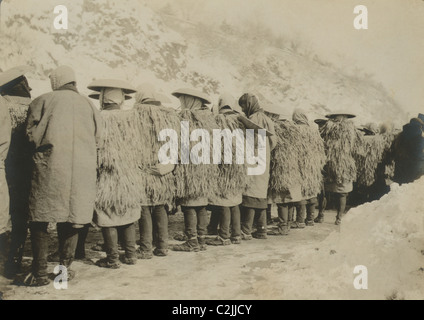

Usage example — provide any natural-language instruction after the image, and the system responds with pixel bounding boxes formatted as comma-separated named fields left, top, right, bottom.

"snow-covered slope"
left=0, top=0, right=405, bottom=124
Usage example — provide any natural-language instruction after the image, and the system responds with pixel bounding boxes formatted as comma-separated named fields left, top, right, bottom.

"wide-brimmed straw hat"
left=89, top=93, right=133, bottom=100
left=238, top=115, right=273, bottom=137
left=87, top=79, right=137, bottom=94
left=172, top=88, right=211, bottom=104
left=0, top=65, right=33, bottom=87
left=325, top=110, right=356, bottom=119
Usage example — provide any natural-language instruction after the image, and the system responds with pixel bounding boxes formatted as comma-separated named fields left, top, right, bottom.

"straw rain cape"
left=321, top=119, right=361, bottom=185
left=133, top=103, right=180, bottom=205
left=96, top=109, right=143, bottom=215
left=174, top=109, right=220, bottom=202
left=296, top=124, right=326, bottom=198
left=269, top=120, right=303, bottom=197
left=213, top=113, right=248, bottom=199
left=355, top=134, right=388, bottom=187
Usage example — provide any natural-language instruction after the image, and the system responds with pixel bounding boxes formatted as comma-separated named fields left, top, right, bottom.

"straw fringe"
left=133, top=103, right=180, bottom=205
left=355, top=131, right=397, bottom=187
left=269, top=120, right=303, bottom=197
left=296, top=124, right=326, bottom=198
left=96, top=109, right=145, bottom=214
left=321, top=120, right=360, bottom=185
left=213, top=113, right=248, bottom=198
left=174, top=109, right=220, bottom=200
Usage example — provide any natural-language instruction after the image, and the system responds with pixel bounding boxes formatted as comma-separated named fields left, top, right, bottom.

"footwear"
left=241, top=232, right=252, bottom=241
left=53, top=269, right=76, bottom=282
left=171, top=239, right=200, bottom=252
left=230, top=237, right=242, bottom=244
left=207, top=229, right=218, bottom=236
left=96, top=258, right=121, bottom=269
left=91, top=242, right=106, bottom=252
left=306, top=220, right=315, bottom=227
left=153, top=248, right=168, bottom=257
left=314, top=215, right=324, bottom=223
left=122, top=256, right=137, bottom=265
left=22, top=273, right=51, bottom=287
left=47, top=251, right=60, bottom=262
left=173, top=233, right=188, bottom=242
left=198, top=237, right=207, bottom=251
left=252, top=232, right=268, bottom=239
left=291, top=221, right=306, bottom=229
left=4, top=261, right=21, bottom=279
left=268, top=226, right=289, bottom=236
left=335, top=218, right=342, bottom=226
left=206, top=236, right=231, bottom=246
left=136, top=248, right=153, bottom=259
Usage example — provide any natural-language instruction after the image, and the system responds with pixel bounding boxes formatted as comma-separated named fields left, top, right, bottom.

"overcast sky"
left=148, top=0, right=424, bottom=118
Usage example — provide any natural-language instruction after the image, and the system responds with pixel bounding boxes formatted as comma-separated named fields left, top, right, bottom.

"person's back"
left=24, top=66, right=101, bottom=287
left=27, top=85, right=99, bottom=223
left=394, top=118, right=424, bottom=183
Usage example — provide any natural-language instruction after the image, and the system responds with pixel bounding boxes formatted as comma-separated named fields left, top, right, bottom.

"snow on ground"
left=1, top=178, right=423, bottom=300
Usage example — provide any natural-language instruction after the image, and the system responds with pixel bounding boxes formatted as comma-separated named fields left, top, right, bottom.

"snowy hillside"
left=0, top=0, right=405, bottom=124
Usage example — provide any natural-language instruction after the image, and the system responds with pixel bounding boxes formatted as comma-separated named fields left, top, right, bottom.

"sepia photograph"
left=0, top=0, right=423, bottom=304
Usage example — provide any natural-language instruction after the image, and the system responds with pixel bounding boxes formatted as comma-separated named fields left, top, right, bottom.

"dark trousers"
left=306, top=198, right=318, bottom=222
left=75, top=225, right=89, bottom=259
left=216, top=206, right=241, bottom=240
left=318, top=191, right=327, bottom=216
left=337, top=193, right=348, bottom=218
left=7, top=215, right=28, bottom=273
left=102, top=223, right=136, bottom=263
left=207, top=206, right=220, bottom=233
left=276, top=203, right=294, bottom=226
left=241, top=207, right=266, bottom=236
left=30, top=222, right=79, bottom=279
left=181, top=206, right=208, bottom=239
left=139, top=205, right=168, bottom=252
left=294, top=201, right=306, bottom=223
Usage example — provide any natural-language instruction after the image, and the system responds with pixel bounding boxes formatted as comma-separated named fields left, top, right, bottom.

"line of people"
left=1, top=65, right=422, bottom=287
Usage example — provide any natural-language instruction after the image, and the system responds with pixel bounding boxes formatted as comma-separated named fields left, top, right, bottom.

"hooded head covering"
left=100, top=87, right=125, bottom=109
left=238, top=93, right=262, bottom=118
left=379, top=121, right=394, bottom=134
left=135, top=83, right=160, bottom=105
left=292, top=108, right=309, bottom=125
left=179, top=94, right=204, bottom=111
left=49, top=66, right=76, bottom=91
left=0, top=75, right=32, bottom=98
left=218, top=92, right=236, bottom=113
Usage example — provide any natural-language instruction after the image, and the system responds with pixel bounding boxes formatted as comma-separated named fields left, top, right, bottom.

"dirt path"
left=0, top=210, right=340, bottom=300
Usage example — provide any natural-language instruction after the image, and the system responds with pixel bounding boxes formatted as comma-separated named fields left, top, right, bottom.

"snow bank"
left=270, top=178, right=424, bottom=300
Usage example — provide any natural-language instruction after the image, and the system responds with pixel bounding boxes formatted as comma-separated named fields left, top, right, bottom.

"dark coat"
left=3, top=95, right=32, bottom=220
left=394, top=120, right=424, bottom=184
left=26, top=85, right=101, bottom=224
left=0, top=96, right=12, bottom=234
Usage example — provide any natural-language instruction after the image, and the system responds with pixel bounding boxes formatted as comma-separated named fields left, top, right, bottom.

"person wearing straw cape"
left=133, top=83, right=180, bottom=258
left=171, top=88, right=219, bottom=252
left=238, top=93, right=277, bottom=240
left=89, top=79, right=140, bottom=268
left=24, top=66, right=101, bottom=286
left=0, top=66, right=33, bottom=277
left=267, top=111, right=303, bottom=236
left=319, top=111, right=360, bottom=226
left=314, top=118, right=329, bottom=224
left=206, top=92, right=247, bottom=246
left=291, top=109, right=326, bottom=228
